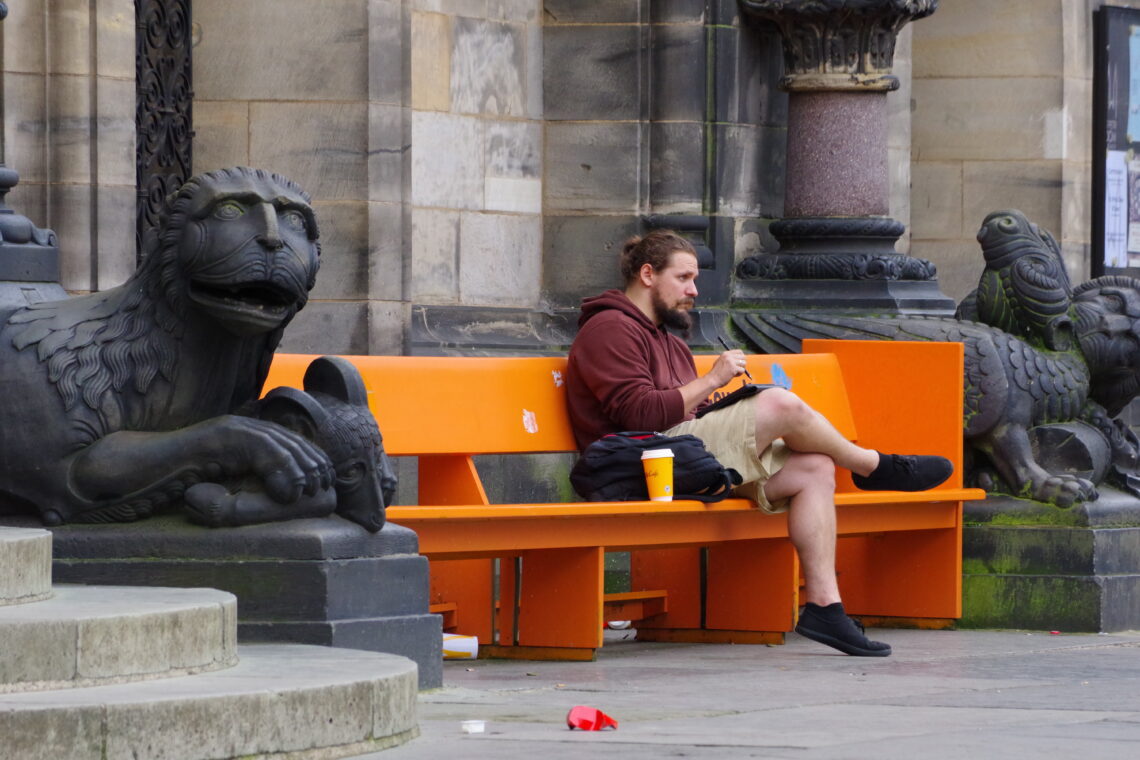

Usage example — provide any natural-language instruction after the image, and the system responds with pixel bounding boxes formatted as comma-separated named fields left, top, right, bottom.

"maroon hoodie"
left=566, top=289, right=702, bottom=450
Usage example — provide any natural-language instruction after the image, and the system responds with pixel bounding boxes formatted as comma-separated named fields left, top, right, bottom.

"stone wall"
left=542, top=0, right=787, bottom=308
left=910, top=0, right=1121, bottom=303
left=0, top=2, right=953, bottom=350
left=407, top=1, right=542, bottom=311
left=192, top=0, right=403, bottom=355
left=2, top=0, right=136, bottom=294
left=192, top=0, right=543, bottom=355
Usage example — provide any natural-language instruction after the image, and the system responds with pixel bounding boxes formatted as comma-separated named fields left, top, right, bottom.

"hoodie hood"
left=578, top=289, right=656, bottom=331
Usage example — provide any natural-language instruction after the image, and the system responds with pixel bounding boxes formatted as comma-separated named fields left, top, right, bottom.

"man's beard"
left=653, top=294, right=693, bottom=338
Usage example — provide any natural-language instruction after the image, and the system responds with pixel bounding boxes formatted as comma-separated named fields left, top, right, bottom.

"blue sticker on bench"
left=769, top=363, right=792, bottom=389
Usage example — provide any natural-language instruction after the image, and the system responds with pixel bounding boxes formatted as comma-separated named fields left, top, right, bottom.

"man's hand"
left=710, top=349, right=747, bottom=388
left=678, top=350, right=747, bottom=413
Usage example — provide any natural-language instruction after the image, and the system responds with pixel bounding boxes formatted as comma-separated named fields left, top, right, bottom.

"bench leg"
left=836, top=524, right=962, bottom=620
left=630, top=542, right=794, bottom=645
left=480, top=546, right=604, bottom=660
left=629, top=548, right=702, bottom=631
left=428, top=559, right=495, bottom=643
left=706, top=538, right=798, bottom=634
left=496, top=557, right=518, bottom=647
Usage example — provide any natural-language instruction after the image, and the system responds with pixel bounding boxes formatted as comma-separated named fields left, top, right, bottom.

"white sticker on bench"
left=522, top=409, right=539, bottom=434
left=552, top=369, right=564, bottom=387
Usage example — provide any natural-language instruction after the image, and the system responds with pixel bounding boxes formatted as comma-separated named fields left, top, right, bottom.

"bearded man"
left=565, top=229, right=954, bottom=657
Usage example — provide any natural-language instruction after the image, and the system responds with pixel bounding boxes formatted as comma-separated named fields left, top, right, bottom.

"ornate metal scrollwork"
left=135, top=0, right=193, bottom=264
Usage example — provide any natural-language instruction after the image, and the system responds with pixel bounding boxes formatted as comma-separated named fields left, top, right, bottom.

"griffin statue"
left=0, top=167, right=394, bottom=530
left=735, top=209, right=1140, bottom=507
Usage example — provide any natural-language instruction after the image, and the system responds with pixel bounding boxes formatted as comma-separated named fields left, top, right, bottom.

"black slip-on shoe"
left=795, top=603, right=892, bottom=657
left=852, top=453, right=953, bottom=492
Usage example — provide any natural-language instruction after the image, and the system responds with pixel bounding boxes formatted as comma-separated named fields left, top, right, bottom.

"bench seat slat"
left=390, top=500, right=966, bottom=560
left=387, top=487, right=982, bottom=521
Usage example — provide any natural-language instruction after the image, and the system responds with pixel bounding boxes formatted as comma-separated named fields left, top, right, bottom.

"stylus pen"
left=717, top=335, right=754, bottom=382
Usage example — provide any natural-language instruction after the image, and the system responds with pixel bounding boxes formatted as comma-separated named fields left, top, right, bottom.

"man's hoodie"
left=565, top=289, right=701, bottom=450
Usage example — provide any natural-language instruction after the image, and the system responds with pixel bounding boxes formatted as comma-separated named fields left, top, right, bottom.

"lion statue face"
left=157, top=167, right=322, bottom=337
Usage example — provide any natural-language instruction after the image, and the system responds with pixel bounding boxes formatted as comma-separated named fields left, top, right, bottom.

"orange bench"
left=266, top=339, right=984, bottom=660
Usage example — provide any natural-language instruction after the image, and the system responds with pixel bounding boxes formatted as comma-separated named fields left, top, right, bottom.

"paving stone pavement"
left=355, top=627, right=1140, bottom=759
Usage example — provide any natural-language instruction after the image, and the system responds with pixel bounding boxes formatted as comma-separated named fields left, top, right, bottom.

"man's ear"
left=638, top=262, right=656, bottom=288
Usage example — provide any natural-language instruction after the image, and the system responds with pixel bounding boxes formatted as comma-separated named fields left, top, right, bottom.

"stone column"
left=733, top=0, right=954, bottom=318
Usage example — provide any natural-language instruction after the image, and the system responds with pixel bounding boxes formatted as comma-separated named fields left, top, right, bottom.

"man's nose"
left=256, top=203, right=283, bottom=250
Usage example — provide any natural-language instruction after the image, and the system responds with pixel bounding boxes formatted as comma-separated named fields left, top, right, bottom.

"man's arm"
left=676, top=349, right=745, bottom=413
left=572, top=320, right=748, bottom=430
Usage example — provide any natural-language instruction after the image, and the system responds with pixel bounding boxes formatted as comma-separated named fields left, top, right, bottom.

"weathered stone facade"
left=0, top=1, right=1118, bottom=352
left=910, top=0, right=1131, bottom=303
left=1, top=0, right=136, bottom=293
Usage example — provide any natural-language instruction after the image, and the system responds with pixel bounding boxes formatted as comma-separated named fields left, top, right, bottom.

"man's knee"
left=754, top=387, right=814, bottom=428
left=783, top=452, right=836, bottom=491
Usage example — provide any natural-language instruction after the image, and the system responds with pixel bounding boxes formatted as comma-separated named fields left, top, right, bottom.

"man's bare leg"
left=763, top=450, right=893, bottom=657
left=762, top=452, right=839, bottom=605
left=752, top=388, right=878, bottom=475
left=751, top=389, right=953, bottom=492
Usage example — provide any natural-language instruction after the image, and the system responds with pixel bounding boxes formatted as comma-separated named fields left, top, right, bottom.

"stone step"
left=0, top=527, right=52, bottom=606
left=0, top=585, right=236, bottom=693
left=0, top=644, right=418, bottom=759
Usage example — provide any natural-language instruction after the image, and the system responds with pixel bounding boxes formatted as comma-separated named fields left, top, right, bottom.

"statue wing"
left=732, top=312, right=915, bottom=354
left=732, top=312, right=1026, bottom=436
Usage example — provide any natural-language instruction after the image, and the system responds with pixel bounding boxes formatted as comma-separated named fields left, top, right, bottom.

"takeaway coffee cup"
left=641, top=448, right=675, bottom=501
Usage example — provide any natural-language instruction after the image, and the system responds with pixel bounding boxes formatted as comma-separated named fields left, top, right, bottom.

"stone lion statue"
left=734, top=209, right=1140, bottom=508
left=0, top=166, right=393, bottom=530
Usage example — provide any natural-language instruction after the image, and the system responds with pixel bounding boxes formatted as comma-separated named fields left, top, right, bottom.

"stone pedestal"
left=734, top=0, right=955, bottom=318
left=962, top=488, right=1140, bottom=632
left=2, top=515, right=442, bottom=688
left=0, top=164, right=66, bottom=311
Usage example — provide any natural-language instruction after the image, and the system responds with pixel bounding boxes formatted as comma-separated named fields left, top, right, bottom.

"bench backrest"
left=264, top=352, right=857, bottom=456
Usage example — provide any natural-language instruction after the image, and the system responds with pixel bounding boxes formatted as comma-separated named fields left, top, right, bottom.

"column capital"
left=739, top=0, right=937, bottom=91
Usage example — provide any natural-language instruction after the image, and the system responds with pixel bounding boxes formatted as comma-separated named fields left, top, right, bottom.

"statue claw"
left=1030, top=475, right=1096, bottom=508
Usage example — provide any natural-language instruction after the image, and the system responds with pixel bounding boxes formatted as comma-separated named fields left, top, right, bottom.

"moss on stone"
left=960, top=574, right=1101, bottom=631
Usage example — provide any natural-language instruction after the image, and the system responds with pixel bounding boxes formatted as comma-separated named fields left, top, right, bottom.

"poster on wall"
left=1093, top=6, right=1140, bottom=275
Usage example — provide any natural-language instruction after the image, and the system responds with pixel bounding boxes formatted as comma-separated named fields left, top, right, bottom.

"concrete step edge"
left=0, top=585, right=237, bottom=692
left=0, top=643, right=419, bottom=760
left=0, top=527, right=52, bottom=605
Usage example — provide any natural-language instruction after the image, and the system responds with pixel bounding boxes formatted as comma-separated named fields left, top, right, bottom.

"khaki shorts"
left=666, top=396, right=791, bottom=513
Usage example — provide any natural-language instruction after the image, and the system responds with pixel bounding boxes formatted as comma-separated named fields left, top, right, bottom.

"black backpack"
left=570, top=431, right=742, bottom=503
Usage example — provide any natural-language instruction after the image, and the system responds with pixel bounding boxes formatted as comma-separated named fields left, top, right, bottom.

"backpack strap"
left=675, top=467, right=742, bottom=503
